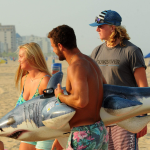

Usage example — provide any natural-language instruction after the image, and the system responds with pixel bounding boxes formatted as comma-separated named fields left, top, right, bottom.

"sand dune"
left=0, top=57, right=150, bottom=149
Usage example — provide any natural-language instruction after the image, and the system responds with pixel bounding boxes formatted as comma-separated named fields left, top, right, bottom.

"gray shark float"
left=0, top=71, right=150, bottom=148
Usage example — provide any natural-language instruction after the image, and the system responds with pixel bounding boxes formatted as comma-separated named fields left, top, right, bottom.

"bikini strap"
left=37, top=75, right=50, bottom=90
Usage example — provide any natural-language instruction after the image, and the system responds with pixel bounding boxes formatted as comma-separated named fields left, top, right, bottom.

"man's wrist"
left=57, top=93, right=63, bottom=103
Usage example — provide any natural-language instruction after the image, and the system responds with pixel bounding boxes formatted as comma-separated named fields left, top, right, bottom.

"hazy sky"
left=1, top=0, right=150, bottom=56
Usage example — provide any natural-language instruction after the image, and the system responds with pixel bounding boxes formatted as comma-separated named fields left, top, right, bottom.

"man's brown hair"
left=48, top=25, right=77, bottom=49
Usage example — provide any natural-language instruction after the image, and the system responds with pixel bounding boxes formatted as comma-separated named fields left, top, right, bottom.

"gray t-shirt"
left=91, top=40, right=146, bottom=87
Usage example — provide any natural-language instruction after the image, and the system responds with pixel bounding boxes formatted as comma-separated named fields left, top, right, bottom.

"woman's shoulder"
left=38, top=73, right=51, bottom=92
left=40, top=72, right=51, bottom=84
left=41, top=72, right=51, bottom=78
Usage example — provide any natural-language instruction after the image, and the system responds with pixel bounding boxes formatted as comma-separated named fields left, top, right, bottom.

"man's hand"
left=51, top=139, right=63, bottom=150
left=54, top=83, right=64, bottom=98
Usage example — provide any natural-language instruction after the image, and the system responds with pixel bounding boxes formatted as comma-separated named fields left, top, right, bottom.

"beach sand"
left=0, top=57, right=150, bottom=149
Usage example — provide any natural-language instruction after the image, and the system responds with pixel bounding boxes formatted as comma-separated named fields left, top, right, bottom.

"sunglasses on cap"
left=95, top=16, right=112, bottom=25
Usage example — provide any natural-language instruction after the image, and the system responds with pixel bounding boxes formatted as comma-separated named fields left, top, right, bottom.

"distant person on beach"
left=90, top=10, right=148, bottom=150
left=15, top=42, right=53, bottom=150
left=48, top=25, right=108, bottom=150
left=0, top=141, right=4, bottom=150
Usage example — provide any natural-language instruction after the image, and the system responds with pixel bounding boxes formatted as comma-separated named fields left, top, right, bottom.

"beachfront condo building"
left=0, top=23, right=16, bottom=53
left=21, top=35, right=51, bottom=54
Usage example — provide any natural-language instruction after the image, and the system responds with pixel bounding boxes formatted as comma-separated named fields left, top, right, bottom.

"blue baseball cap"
left=89, top=10, right=122, bottom=27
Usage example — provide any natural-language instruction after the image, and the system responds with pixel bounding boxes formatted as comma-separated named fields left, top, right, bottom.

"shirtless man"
left=48, top=25, right=108, bottom=150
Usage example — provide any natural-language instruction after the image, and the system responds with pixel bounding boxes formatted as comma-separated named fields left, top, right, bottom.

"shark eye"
left=7, top=117, right=15, bottom=125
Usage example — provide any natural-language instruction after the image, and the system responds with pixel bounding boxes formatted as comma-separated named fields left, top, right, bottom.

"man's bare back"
left=65, top=54, right=105, bottom=128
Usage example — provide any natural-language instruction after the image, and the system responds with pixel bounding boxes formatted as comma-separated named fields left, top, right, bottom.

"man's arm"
left=55, top=64, right=89, bottom=109
left=134, top=67, right=148, bottom=87
left=134, top=67, right=148, bottom=138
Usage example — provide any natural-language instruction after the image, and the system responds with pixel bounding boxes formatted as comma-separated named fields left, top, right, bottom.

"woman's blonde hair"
left=109, top=25, right=130, bottom=47
left=15, top=42, right=51, bottom=92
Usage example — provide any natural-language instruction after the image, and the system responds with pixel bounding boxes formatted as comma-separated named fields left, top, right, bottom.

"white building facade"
left=21, top=35, right=51, bottom=54
left=0, top=23, right=16, bottom=52
left=16, top=33, right=22, bottom=49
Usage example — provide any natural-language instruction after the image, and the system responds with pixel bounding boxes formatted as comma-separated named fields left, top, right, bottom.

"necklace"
left=70, top=52, right=80, bottom=64
left=30, top=72, right=41, bottom=82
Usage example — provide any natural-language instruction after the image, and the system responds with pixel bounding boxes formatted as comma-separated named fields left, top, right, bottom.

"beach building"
left=0, top=42, right=4, bottom=53
left=21, top=35, right=51, bottom=54
left=16, top=33, right=22, bottom=49
left=0, top=23, right=16, bottom=52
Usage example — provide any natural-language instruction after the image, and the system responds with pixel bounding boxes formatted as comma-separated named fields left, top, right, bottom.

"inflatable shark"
left=0, top=71, right=150, bottom=148
left=101, top=85, right=150, bottom=133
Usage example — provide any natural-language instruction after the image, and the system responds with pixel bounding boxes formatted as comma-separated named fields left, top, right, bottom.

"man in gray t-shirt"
left=91, top=40, right=146, bottom=87
left=90, top=10, right=148, bottom=150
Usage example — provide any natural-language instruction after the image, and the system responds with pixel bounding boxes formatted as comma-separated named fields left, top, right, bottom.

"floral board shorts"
left=66, top=120, right=108, bottom=150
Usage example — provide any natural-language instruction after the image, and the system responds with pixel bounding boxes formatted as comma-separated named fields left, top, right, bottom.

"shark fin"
left=42, top=112, right=75, bottom=130
left=46, top=72, right=63, bottom=89
left=42, top=103, right=76, bottom=129
left=117, top=115, right=150, bottom=133
left=103, top=96, right=142, bottom=116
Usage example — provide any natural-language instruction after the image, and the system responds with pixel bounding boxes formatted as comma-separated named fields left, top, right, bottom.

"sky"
left=0, top=0, right=150, bottom=56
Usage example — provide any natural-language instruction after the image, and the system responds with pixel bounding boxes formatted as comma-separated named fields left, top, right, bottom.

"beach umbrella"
left=144, top=53, right=150, bottom=58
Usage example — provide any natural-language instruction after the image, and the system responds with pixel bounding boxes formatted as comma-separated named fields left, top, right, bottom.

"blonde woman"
left=15, top=42, right=53, bottom=150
